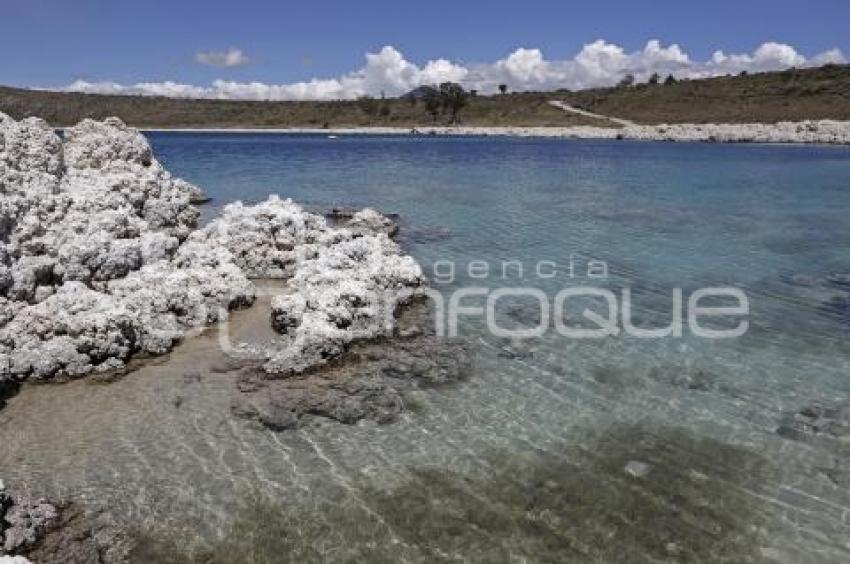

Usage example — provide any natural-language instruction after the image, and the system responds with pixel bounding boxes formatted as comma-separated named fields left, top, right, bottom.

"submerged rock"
left=778, top=402, right=850, bottom=441
left=132, top=425, right=776, bottom=563
left=232, top=304, right=473, bottom=430
left=0, top=481, right=58, bottom=555
left=342, top=208, right=400, bottom=237
left=0, top=480, right=110, bottom=563
left=325, top=207, right=400, bottom=237
left=624, top=460, right=652, bottom=478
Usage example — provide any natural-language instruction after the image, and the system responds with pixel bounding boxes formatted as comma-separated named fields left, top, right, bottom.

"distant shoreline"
left=136, top=126, right=613, bottom=135
left=132, top=122, right=850, bottom=145
left=8, top=65, right=850, bottom=135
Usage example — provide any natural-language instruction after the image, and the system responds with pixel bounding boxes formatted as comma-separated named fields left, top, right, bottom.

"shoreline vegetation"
left=1, top=64, right=848, bottom=135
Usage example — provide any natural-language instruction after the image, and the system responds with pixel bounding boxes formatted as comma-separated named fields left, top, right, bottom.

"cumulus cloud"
left=195, top=47, right=251, bottom=67
left=65, top=41, right=846, bottom=101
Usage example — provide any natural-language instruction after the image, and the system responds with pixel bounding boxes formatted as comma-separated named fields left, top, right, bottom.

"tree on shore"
left=617, top=74, right=635, bottom=88
left=356, top=95, right=379, bottom=116
left=648, top=72, right=660, bottom=85
left=439, top=82, right=469, bottom=124
left=664, top=74, right=677, bottom=85
left=422, top=87, right=442, bottom=123
left=498, top=84, right=508, bottom=95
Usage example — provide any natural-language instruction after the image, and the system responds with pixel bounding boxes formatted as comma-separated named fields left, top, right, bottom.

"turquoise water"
left=155, top=133, right=850, bottom=344
left=4, top=133, right=850, bottom=562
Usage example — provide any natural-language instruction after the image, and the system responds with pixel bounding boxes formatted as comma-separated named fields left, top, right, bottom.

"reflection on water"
left=2, top=135, right=850, bottom=561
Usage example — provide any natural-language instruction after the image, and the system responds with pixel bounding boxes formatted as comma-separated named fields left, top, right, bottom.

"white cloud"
left=804, top=48, right=846, bottom=67
left=64, top=41, right=847, bottom=101
left=195, top=47, right=251, bottom=68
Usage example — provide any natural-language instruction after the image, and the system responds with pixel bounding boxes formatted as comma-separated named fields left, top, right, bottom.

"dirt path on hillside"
left=547, top=100, right=634, bottom=127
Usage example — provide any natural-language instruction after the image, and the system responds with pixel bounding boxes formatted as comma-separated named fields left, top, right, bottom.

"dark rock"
left=209, top=356, right=260, bottom=374
left=18, top=503, right=105, bottom=564
left=782, top=273, right=818, bottom=287
left=497, top=338, right=535, bottom=360
left=504, top=302, right=544, bottom=327
left=182, top=371, right=202, bottom=384
left=648, top=366, right=716, bottom=392
left=822, top=296, right=850, bottom=323
left=400, top=227, right=452, bottom=245
left=240, top=378, right=403, bottom=431
left=235, top=372, right=265, bottom=393
left=826, top=274, right=850, bottom=291
left=1, top=485, right=58, bottom=554
left=324, top=207, right=400, bottom=238
left=592, top=366, right=629, bottom=392
left=0, top=380, right=20, bottom=410
left=778, top=402, right=850, bottom=441
left=368, top=337, right=472, bottom=386
left=232, top=328, right=472, bottom=430
left=673, top=369, right=716, bottom=391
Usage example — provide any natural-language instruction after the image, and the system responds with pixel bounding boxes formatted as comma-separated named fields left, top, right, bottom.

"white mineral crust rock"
left=0, top=113, right=425, bottom=385
left=0, top=113, right=256, bottom=383
left=0, top=478, right=58, bottom=556
left=245, top=120, right=850, bottom=144
left=192, top=196, right=427, bottom=375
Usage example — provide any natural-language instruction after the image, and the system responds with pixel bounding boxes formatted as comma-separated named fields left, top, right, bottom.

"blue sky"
left=4, top=0, right=848, bottom=97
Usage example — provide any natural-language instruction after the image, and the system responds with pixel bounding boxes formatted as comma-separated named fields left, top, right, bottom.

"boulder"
left=0, top=113, right=255, bottom=385
left=0, top=480, right=58, bottom=555
left=1, top=112, right=428, bottom=390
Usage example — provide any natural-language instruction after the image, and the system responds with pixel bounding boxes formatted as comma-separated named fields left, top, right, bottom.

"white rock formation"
left=345, top=207, right=399, bottom=237
left=265, top=227, right=425, bottom=375
left=616, top=120, right=850, bottom=144
left=190, top=196, right=327, bottom=279
left=192, top=197, right=426, bottom=375
left=1, top=113, right=426, bottom=386
left=0, top=479, right=56, bottom=556
left=266, top=119, right=850, bottom=144
left=0, top=113, right=254, bottom=383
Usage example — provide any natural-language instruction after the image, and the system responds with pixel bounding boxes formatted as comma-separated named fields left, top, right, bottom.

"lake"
left=3, top=133, right=850, bottom=562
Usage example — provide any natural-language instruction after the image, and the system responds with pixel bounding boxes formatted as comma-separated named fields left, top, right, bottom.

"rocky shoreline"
left=1, top=112, right=463, bottom=559
left=1, top=478, right=129, bottom=564
left=0, top=111, right=428, bottom=389
left=1, top=481, right=57, bottom=559
left=141, top=119, right=850, bottom=144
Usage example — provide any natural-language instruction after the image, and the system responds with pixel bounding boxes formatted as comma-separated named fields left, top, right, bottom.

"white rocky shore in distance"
left=150, top=119, right=850, bottom=144
left=0, top=112, right=425, bottom=389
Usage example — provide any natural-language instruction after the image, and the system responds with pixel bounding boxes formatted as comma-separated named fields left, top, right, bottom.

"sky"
left=3, top=0, right=849, bottom=99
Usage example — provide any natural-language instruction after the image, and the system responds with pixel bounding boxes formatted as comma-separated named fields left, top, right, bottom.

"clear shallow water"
left=3, top=134, right=850, bottom=562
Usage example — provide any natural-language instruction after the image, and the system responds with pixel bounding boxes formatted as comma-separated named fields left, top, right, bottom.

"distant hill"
left=2, top=64, right=849, bottom=128
left=562, top=64, right=850, bottom=124
left=401, top=85, right=438, bottom=100
left=0, top=87, right=607, bottom=128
